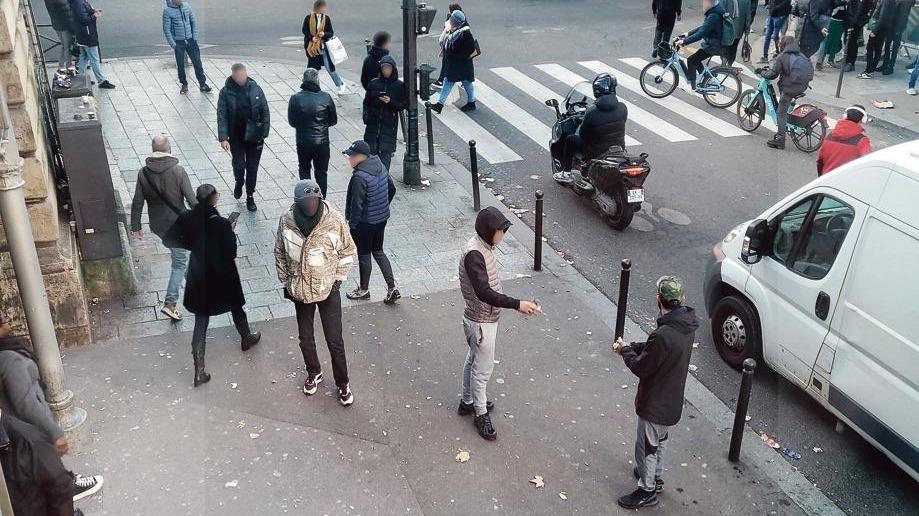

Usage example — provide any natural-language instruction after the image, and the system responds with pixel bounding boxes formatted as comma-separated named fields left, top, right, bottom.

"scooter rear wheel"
left=604, top=188, right=634, bottom=231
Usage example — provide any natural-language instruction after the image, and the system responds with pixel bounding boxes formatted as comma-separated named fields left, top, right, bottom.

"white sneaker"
left=553, top=171, right=575, bottom=184
left=338, top=83, right=350, bottom=95
left=73, top=474, right=104, bottom=501
left=338, top=384, right=354, bottom=406
left=908, top=88, right=918, bottom=96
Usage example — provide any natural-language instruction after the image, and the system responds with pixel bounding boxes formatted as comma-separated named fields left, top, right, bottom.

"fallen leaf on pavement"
left=455, top=450, right=470, bottom=463
left=813, top=447, right=823, bottom=453
left=530, top=475, right=545, bottom=488
left=225, top=480, right=238, bottom=488
left=559, top=492, right=568, bottom=500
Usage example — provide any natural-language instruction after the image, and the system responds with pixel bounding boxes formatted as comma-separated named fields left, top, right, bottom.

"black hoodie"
left=463, top=207, right=519, bottom=310
left=363, top=55, right=407, bottom=155
left=622, top=305, right=699, bottom=426
left=580, top=93, right=628, bottom=157
left=361, top=46, right=390, bottom=90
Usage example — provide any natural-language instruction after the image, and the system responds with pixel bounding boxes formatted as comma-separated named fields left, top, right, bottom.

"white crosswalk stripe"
left=473, top=80, right=552, bottom=150
left=491, top=66, right=564, bottom=103
left=606, top=59, right=754, bottom=136
left=536, top=63, right=696, bottom=143
left=432, top=105, right=523, bottom=164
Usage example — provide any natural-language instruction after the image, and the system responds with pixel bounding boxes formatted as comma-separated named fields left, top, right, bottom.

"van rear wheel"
left=711, top=295, right=762, bottom=370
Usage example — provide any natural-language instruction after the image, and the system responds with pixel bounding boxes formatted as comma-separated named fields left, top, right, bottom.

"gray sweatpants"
left=635, top=417, right=669, bottom=492
left=461, top=318, right=498, bottom=416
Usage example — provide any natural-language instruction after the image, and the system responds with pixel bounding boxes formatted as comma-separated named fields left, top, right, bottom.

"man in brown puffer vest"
left=457, top=207, right=540, bottom=441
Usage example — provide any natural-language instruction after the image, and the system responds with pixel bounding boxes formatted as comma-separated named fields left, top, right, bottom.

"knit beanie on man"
left=302, top=68, right=320, bottom=87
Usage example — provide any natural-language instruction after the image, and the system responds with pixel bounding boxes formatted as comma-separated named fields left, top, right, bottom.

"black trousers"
left=296, top=142, right=331, bottom=198
left=845, top=26, right=862, bottom=66
left=864, top=32, right=888, bottom=73
left=230, top=138, right=263, bottom=196
left=685, top=48, right=715, bottom=88
left=1, top=416, right=74, bottom=516
left=350, top=221, right=396, bottom=290
left=652, top=10, right=678, bottom=56
left=295, top=289, right=349, bottom=388
left=368, top=141, right=394, bottom=172
left=775, top=93, right=795, bottom=141
left=882, top=33, right=903, bottom=73
left=561, top=133, right=586, bottom=171
left=191, top=307, right=250, bottom=358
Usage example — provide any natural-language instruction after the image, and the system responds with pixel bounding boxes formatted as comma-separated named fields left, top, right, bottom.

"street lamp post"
left=401, top=0, right=422, bottom=185
left=0, top=86, right=87, bottom=443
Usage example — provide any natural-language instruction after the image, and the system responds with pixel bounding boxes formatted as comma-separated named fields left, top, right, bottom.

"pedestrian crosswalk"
left=427, top=57, right=802, bottom=165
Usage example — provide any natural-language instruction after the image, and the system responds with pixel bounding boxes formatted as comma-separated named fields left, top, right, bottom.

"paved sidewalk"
left=68, top=56, right=845, bottom=515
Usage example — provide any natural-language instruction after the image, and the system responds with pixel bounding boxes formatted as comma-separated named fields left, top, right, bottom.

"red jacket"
left=816, top=120, right=872, bottom=176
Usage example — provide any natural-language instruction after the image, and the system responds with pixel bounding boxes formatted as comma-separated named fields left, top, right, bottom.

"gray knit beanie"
left=294, top=179, right=323, bottom=201
left=302, top=68, right=320, bottom=87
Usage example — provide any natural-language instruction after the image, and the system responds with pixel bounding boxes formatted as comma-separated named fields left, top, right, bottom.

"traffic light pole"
left=401, top=0, right=422, bottom=185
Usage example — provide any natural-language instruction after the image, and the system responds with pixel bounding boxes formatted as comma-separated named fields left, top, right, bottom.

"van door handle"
left=815, top=292, right=831, bottom=321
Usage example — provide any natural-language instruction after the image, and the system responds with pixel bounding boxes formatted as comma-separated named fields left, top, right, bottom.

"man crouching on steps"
left=613, top=276, right=698, bottom=509
left=457, top=207, right=540, bottom=440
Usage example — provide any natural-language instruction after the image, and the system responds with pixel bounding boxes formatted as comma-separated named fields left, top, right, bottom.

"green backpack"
left=721, top=0, right=739, bottom=47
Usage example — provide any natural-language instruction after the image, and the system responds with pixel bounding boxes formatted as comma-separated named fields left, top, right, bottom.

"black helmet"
left=592, top=73, right=617, bottom=98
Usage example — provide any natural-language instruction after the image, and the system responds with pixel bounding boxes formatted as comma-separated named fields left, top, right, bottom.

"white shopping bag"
left=326, top=36, right=348, bottom=65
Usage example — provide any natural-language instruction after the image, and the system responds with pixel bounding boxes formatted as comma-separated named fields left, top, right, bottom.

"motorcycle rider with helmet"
left=554, top=73, right=628, bottom=184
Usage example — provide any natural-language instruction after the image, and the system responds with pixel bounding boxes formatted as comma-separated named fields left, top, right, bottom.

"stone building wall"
left=0, top=0, right=90, bottom=345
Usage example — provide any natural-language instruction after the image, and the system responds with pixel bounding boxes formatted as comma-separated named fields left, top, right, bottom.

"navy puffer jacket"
left=345, top=155, right=396, bottom=226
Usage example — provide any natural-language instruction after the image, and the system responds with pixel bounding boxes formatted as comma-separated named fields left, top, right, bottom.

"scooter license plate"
left=627, top=188, right=644, bottom=204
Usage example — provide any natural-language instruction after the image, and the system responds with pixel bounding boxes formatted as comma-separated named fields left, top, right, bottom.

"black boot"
left=246, top=196, right=257, bottom=212
left=192, top=346, right=210, bottom=387
left=766, top=136, right=785, bottom=150
left=241, top=332, right=261, bottom=351
left=233, top=312, right=261, bottom=351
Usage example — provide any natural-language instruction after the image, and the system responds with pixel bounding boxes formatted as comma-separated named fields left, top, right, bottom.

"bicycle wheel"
left=703, top=67, right=742, bottom=108
left=639, top=61, right=678, bottom=98
left=736, top=90, right=764, bottom=132
left=792, top=108, right=828, bottom=153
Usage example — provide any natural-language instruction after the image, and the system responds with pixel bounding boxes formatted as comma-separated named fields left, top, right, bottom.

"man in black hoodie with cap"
left=457, top=207, right=540, bottom=441
left=613, top=275, right=699, bottom=510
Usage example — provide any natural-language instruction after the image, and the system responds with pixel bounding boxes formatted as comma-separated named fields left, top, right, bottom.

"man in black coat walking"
left=363, top=56, right=406, bottom=171
left=361, top=31, right=391, bottom=91
left=69, top=0, right=114, bottom=88
left=217, top=63, right=270, bottom=212
left=288, top=68, right=338, bottom=198
left=613, top=276, right=698, bottom=510
left=164, top=184, right=261, bottom=387
left=651, top=0, right=682, bottom=58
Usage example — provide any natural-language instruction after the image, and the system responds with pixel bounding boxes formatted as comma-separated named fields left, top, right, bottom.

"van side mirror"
left=741, top=219, right=768, bottom=264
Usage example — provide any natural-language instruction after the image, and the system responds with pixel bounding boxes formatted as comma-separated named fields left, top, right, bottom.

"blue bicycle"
left=639, top=42, right=742, bottom=108
left=736, top=73, right=828, bottom=153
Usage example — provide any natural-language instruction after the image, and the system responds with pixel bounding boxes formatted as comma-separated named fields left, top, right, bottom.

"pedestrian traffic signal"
left=416, top=3, right=437, bottom=35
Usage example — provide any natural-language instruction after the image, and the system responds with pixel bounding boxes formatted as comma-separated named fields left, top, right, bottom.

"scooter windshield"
left=564, top=80, right=592, bottom=111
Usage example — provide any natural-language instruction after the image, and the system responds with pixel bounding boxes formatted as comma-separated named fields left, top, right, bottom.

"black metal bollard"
left=614, top=259, right=631, bottom=340
left=425, top=102, right=435, bottom=166
left=469, top=140, right=480, bottom=212
left=534, top=191, right=544, bottom=271
left=729, top=358, right=757, bottom=462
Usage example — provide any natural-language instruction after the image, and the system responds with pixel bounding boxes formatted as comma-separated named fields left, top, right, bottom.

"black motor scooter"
left=546, top=82, right=651, bottom=230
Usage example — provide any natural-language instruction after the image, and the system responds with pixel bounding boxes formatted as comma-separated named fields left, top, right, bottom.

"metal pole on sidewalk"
left=468, top=140, right=480, bottom=212
left=424, top=102, right=435, bottom=166
left=401, top=0, right=422, bottom=185
left=729, top=358, right=757, bottom=462
left=614, top=259, right=631, bottom=340
left=835, top=29, right=849, bottom=99
left=0, top=464, right=13, bottom=516
left=0, top=86, right=86, bottom=439
left=534, top=191, right=544, bottom=271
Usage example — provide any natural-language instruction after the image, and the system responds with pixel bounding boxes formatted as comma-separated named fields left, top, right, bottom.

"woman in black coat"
left=362, top=55, right=406, bottom=171
left=302, top=0, right=346, bottom=93
left=165, top=184, right=261, bottom=386
left=431, top=9, right=478, bottom=113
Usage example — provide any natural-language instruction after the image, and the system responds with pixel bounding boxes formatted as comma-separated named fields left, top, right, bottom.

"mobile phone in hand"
left=227, top=211, right=240, bottom=224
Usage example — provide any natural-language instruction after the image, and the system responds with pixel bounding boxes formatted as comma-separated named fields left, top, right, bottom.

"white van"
left=703, top=140, right=919, bottom=481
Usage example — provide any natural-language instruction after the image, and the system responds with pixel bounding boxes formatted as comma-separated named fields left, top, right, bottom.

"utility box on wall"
left=56, top=96, right=121, bottom=260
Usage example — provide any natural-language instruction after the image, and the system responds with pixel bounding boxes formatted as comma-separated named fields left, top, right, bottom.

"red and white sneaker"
left=338, top=385, right=354, bottom=406
left=302, top=372, right=323, bottom=396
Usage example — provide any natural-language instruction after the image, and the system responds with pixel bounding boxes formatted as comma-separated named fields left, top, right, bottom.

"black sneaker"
left=473, top=413, right=497, bottom=441
left=246, top=196, right=257, bottom=212
left=617, top=488, right=658, bottom=509
left=430, top=102, right=444, bottom=114
left=180, top=83, right=188, bottom=94
left=97, top=80, right=116, bottom=89
left=633, top=466, right=664, bottom=493
left=457, top=400, right=494, bottom=416
left=73, top=473, right=104, bottom=501
left=233, top=181, right=243, bottom=200
left=460, top=101, right=476, bottom=112
left=200, top=84, right=212, bottom=93
left=766, top=137, right=785, bottom=150
left=383, top=286, right=401, bottom=305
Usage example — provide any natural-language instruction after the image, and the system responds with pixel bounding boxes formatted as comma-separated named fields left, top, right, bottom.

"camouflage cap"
left=656, top=275, right=684, bottom=302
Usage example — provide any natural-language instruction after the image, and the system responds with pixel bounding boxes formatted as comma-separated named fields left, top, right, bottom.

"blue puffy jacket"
left=345, top=155, right=396, bottom=226
left=162, top=0, right=198, bottom=48
left=683, top=0, right=726, bottom=54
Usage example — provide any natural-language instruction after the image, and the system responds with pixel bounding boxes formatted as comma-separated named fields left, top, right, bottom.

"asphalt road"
left=34, top=1, right=917, bottom=514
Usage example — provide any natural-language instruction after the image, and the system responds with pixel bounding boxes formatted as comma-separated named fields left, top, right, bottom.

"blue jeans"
left=77, top=45, right=107, bottom=82
left=174, top=39, right=208, bottom=87
left=763, top=16, right=787, bottom=58
left=909, top=64, right=919, bottom=89
left=165, top=247, right=189, bottom=305
left=322, top=50, right=343, bottom=88
left=438, top=79, right=475, bottom=105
